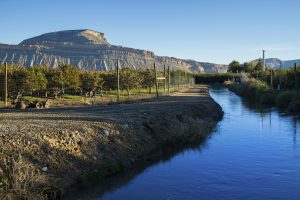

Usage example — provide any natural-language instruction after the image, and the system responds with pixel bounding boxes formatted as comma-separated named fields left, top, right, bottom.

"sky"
left=0, top=0, right=299, bottom=64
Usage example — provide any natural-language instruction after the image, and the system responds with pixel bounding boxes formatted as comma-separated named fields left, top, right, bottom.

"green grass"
left=1, top=84, right=190, bottom=108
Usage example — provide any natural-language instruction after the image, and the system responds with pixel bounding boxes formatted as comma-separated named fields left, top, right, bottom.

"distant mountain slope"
left=261, top=58, right=300, bottom=69
left=0, top=29, right=227, bottom=73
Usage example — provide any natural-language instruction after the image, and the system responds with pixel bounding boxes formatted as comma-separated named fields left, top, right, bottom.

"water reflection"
left=63, top=130, right=214, bottom=200
left=67, top=87, right=300, bottom=200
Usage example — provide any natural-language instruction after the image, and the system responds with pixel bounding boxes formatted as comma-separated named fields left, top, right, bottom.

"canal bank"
left=76, top=87, right=300, bottom=200
left=0, top=85, right=223, bottom=200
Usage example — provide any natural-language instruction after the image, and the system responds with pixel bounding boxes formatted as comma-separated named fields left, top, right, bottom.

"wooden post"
left=163, top=64, right=166, bottom=95
left=154, top=63, right=159, bottom=98
left=270, top=69, right=273, bottom=87
left=295, top=63, right=298, bottom=95
left=4, top=62, right=8, bottom=107
left=116, top=59, right=120, bottom=103
left=185, top=71, right=187, bottom=88
left=188, top=73, right=190, bottom=88
left=168, top=65, right=170, bottom=95
left=177, top=72, right=180, bottom=91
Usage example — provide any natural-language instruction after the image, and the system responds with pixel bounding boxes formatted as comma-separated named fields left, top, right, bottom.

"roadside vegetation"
left=197, top=60, right=300, bottom=113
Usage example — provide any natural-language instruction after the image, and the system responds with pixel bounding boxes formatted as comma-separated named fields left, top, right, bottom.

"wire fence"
left=0, top=62, right=195, bottom=109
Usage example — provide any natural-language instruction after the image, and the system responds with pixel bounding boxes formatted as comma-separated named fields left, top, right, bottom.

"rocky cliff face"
left=0, top=29, right=227, bottom=73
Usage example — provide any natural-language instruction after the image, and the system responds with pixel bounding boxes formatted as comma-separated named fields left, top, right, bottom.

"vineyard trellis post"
left=164, top=64, right=166, bottom=95
left=295, top=63, right=298, bottom=96
left=154, top=62, right=159, bottom=98
left=4, top=62, right=8, bottom=106
left=167, top=65, right=170, bottom=96
left=116, top=59, right=120, bottom=103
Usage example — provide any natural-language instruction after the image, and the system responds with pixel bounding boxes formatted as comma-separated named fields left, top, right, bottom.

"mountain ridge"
left=0, top=29, right=228, bottom=73
left=255, top=58, right=300, bottom=69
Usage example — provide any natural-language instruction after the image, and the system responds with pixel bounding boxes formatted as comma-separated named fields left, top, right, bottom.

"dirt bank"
left=0, top=85, right=223, bottom=200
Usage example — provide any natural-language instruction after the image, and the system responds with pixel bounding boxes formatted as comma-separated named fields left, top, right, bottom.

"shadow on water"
left=63, top=130, right=216, bottom=200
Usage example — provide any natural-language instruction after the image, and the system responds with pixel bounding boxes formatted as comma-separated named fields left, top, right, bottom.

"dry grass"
left=0, top=154, right=61, bottom=200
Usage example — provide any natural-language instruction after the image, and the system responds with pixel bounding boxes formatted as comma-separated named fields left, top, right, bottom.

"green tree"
left=120, top=68, right=142, bottom=96
left=26, top=66, right=48, bottom=96
left=100, top=71, right=117, bottom=94
left=60, top=64, right=80, bottom=91
left=228, top=60, right=242, bottom=73
left=141, top=69, right=156, bottom=93
left=255, top=60, right=264, bottom=71
left=80, top=71, right=104, bottom=96
left=42, top=66, right=63, bottom=98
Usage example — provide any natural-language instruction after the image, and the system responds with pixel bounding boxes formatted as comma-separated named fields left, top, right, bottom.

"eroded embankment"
left=0, top=85, right=223, bottom=200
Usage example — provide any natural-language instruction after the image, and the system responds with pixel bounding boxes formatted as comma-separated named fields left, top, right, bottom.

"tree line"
left=0, top=64, right=192, bottom=101
left=228, top=60, right=300, bottom=91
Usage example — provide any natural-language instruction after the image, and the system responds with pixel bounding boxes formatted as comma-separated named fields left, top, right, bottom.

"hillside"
left=260, top=58, right=300, bottom=69
left=0, top=29, right=227, bottom=73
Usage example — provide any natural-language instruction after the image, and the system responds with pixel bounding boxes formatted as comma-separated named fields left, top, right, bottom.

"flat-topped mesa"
left=19, top=29, right=110, bottom=46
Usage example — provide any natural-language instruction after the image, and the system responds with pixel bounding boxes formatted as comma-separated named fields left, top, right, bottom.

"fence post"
left=295, top=63, right=298, bottom=95
left=270, top=69, right=273, bottom=87
left=163, top=64, right=166, bottom=95
left=154, top=63, right=159, bottom=98
left=4, top=62, right=8, bottom=107
left=168, top=65, right=170, bottom=95
left=116, top=59, right=120, bottom=103
left=177, top=72, right=180, bottom=91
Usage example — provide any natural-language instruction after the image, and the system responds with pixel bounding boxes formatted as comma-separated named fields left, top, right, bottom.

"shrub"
left=275, top=91, right=297, bottom=109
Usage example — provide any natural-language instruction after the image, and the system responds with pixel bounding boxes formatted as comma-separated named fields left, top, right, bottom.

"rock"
left=41, top=167, right=48, bottom=172
left=103, top=129, right=110, bottom=136
left=15, top=101, right=28, bottom=109
left=92, top=156, right=97, bottom=161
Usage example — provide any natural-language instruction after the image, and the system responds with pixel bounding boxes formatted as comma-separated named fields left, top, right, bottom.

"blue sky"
left=0, top=0, right=299, bottom=64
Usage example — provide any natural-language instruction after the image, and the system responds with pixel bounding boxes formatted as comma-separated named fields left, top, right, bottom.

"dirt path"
left=0, top=85, right=223, bottom=200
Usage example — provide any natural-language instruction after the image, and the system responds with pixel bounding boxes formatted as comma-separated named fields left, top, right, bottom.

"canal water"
left=73, top=87, right=300, bottom=200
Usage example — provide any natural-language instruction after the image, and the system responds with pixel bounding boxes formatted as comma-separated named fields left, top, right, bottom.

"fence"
left=0, top=62, right=195, bottom=108
left=249, top=63, right=300, bottom=91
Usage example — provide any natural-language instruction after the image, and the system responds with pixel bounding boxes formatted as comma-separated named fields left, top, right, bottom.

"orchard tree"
left=60, top=64, right=80, bottom=91
left=100, top=71, right=117, bottom=94
left=26, top=66, right=48, bottom=96
left=80, top=71, right=104, bottom=96
left=141, top=69, right=155, bottom=93
left=42, top=66, right=62, bottom=98
left=120, top=68, right=142, bottom=96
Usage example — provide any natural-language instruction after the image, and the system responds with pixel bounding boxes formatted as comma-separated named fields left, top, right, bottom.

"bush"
left=259, top=91, right=277, bottom=105
left=275, top=91, right=297, bottom=109
left=195, top=73, right=239, bottom=84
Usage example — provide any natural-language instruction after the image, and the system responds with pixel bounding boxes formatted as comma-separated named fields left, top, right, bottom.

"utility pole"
left=154, top=62, right=159, bottom=98
left=4, top=62, right=8, bottom=107
left=116, top=59, right=120, bottom=103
